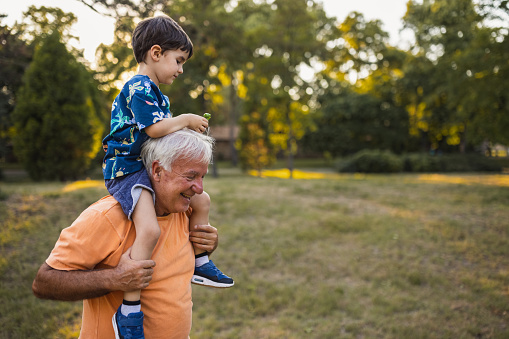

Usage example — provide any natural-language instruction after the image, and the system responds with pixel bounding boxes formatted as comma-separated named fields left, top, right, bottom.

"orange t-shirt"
left=46, top=195, right=194, bottom=339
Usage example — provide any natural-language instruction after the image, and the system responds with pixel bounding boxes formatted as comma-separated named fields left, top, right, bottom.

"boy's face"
left=154, top=48, right=189, bottom=86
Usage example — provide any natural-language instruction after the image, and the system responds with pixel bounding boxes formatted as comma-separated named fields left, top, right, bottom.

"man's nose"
left=192, top=179, right=203, bottom=194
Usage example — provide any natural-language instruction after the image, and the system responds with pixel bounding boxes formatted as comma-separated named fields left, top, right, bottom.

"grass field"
left=0, top=168, right=508, bottom=338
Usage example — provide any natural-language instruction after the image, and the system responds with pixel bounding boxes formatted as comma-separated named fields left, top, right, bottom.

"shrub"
left=336, top=150, right=403, bottom=173
left=403, top=153, right=442, bottom=172
left=404, top=153, right=508, bottom=173
left=337, top=151, right=509, bottom=173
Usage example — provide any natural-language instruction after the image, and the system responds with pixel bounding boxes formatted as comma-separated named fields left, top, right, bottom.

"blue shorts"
left=105, top=169, right=155, bottom=220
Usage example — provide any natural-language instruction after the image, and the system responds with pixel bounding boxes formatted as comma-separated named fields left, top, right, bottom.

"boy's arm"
left=145, top=114, right=209, bottom=138
left=32, top=248, right=155, bottom=301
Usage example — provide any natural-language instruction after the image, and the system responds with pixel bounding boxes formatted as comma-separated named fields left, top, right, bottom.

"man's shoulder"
left=85, top=196, right=127, bottom=222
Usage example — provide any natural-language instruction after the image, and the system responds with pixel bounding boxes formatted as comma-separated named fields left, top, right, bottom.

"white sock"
left=121, top=303, right=141, bottom=316
left=195, top=254, right=210, bottom=267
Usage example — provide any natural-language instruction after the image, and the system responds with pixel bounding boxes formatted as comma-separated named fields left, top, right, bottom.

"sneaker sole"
left=112, top=313, right=121, bottom=339
left=191, top=275, right=234, bottom=288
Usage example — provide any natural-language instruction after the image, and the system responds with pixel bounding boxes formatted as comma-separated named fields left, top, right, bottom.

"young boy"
left=102, top=15, right=233, bottom=339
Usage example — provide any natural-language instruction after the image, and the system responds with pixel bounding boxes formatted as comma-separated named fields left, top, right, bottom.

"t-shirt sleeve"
left=46, top=207, right=124, bottom=271
left=129, top=84, right=167, bottom=131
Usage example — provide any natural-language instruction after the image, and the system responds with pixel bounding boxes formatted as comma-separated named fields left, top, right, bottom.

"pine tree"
left=12, top=30, right=100, bottom=181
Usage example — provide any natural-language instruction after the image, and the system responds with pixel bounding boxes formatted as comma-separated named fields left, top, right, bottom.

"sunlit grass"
left=0, top=184, right=106, bottom=338
left=252, top=168, right=509, bottom=187
left=62, top=179, right=104, bottom=192
left=415, top=173, right=509, bottom=187
left=248, top=168, right=359, bottom=180
left=1, top=172, right=508, bottom=338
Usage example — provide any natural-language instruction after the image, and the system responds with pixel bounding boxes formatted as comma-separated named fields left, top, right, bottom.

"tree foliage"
left=0, top=16, right=33, bottom=161
left=237, top=111, right=275, bottom=175
left=401, top=0, right=509, bottom=151
left=306, top=0, right=509, bottom=157
left=4, top=0, right=509, bottom=179
left=11, top=30, right=103, bottom=180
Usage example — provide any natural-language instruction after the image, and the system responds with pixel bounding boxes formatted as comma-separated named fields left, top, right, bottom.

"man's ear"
left=152, top=161, right=163, bottom=182
left=149, top=45, right=163, bottom=61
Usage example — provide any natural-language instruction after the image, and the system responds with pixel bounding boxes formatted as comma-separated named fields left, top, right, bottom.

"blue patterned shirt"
left=102, top=75, right=171, bottom=179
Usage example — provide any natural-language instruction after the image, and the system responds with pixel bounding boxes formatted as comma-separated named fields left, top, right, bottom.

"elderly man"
left=32, top=129, right=220, bottom=338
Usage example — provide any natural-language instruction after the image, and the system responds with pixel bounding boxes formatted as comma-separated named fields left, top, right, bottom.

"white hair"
left=141, top=128, right=214, bottom=174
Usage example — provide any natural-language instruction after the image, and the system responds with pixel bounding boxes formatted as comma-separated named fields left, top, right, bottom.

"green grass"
left=1, top=172, right=508, bottom=338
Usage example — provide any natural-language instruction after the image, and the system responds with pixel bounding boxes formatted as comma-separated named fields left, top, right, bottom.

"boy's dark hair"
left=132, top=15, right=193, bottom=64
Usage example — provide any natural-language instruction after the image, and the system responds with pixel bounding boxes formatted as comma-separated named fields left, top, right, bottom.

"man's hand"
left=32, top=247, right=156, bottom=301
left=189, top=224, right=218, bottom=254
left=113, top=247, right=156, bottom=292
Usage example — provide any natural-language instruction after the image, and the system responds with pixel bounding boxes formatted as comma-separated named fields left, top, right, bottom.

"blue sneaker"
left=192, top=260, right=234, bottom=288
left=112, top=305, right=145, bottom=339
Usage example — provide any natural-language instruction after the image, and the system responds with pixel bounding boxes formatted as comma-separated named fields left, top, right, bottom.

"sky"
left=2, top=0, right=411, bottom=65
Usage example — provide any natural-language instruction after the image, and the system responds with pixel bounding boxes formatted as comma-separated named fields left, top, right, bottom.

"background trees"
left=2, top=0, right=508, bottom=178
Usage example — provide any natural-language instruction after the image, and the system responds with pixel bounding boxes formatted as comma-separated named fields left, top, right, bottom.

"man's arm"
left=32, top=248, right=155, bottom=301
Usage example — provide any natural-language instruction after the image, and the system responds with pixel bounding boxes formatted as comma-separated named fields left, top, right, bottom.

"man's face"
left=152, top=157, right=208, bottom=216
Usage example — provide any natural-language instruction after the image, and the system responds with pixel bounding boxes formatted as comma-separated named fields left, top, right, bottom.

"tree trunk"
left=459, top=122, right=467, bottom=154
left=286, top=103, right=294, bottom=179
left=201, top=90, right=218, bottom=177
left=229, top=73, right=238, bottom=167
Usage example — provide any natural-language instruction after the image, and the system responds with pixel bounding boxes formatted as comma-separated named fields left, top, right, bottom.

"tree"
left=305, top=12, right=413, bottom=156
left=15, top=5, right=79, bottom=47
left=12, top=30, right=102, bottom=180
left=402, top=0, right=509, bottom=152
left=0, top=15, right=33, bottom=161
left=237, top=111, right=275, bottom=175
left=303, top=87, right=409, bottom=156
left=244, top=0, right=333, bottom=177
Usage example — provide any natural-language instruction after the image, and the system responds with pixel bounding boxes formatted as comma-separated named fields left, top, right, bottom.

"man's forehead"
left=172, top=159, right=209, bottom=174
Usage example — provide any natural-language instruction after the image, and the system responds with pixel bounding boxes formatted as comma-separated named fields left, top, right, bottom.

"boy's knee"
left=191, top=191, right=210, bottom=210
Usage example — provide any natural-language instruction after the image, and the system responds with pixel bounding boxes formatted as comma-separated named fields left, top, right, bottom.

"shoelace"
left=207, top=262, right=225, bottom=278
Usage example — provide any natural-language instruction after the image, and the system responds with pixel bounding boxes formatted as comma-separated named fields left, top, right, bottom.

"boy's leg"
left=189, top=191, right=211, bottom=258
left=113, top=189, right=159, bottom=339
left=190, top=192, right=234, bottom=288
left=124, top=188, right=160, bottom=304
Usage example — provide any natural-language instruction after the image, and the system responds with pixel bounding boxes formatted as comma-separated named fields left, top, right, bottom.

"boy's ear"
left=149, top=45, right=163, bottom=61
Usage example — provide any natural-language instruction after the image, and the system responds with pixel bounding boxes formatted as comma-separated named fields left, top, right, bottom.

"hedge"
left=336, top=150, right=509, bottom=173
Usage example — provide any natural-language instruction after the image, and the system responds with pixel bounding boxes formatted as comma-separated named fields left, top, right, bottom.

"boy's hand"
left=183, top=114, right=208, bottom=133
